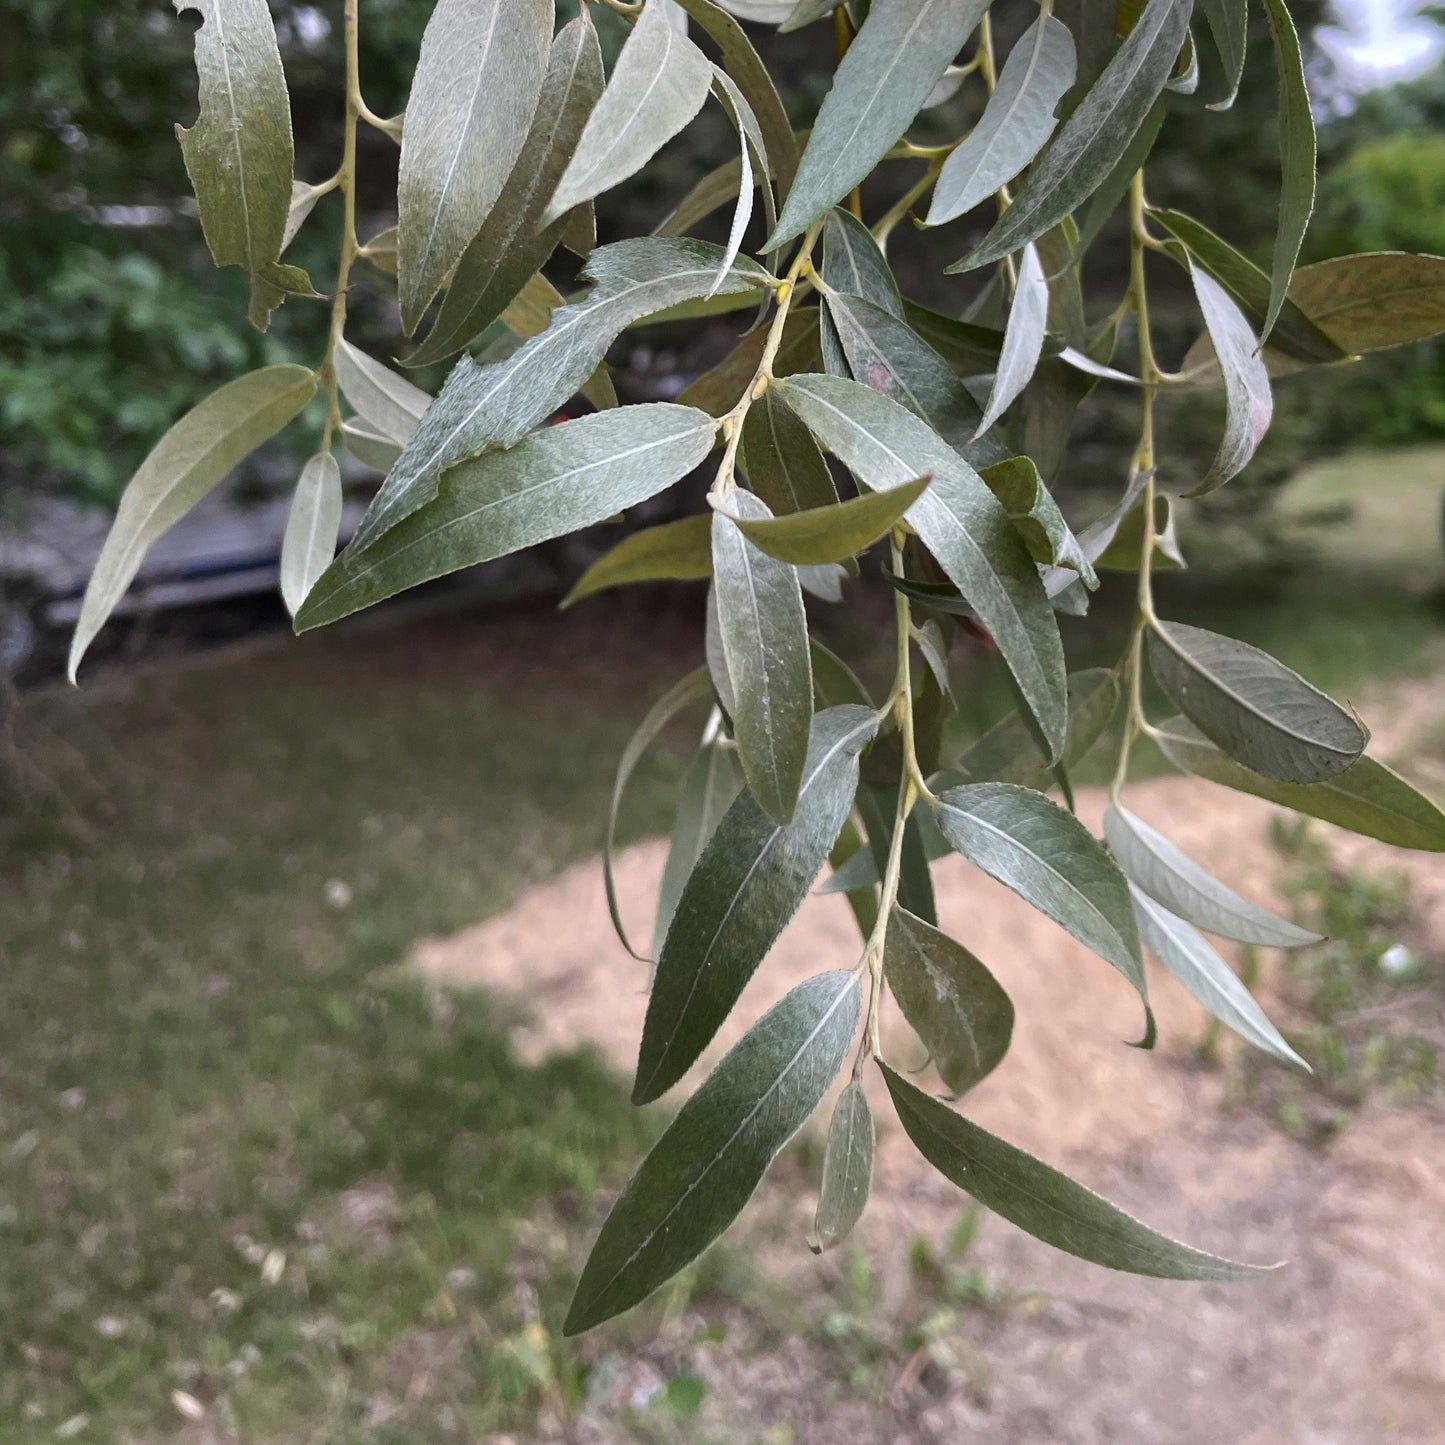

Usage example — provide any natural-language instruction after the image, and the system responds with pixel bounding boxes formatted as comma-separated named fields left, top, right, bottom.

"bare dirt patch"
left=415, top=777, right=1445, bottom=1444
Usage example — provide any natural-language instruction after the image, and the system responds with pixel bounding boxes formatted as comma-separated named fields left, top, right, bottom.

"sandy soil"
left=415, top=773, right=1445, bottom=1444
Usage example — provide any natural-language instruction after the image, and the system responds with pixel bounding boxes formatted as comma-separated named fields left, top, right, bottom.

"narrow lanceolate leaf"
left=1259, top=0, right=1316, bottom=343
left=280, top=453, right=343, bottom=617
left=1197, top=0, right=1247, bottom=109
left=334, top=340, right=431, bottom=447
left=674, top=0, right=799, bottom=194
left=654, top=741, right=739, bottom=961
left=70, top=365, right=316, bottom=679
left=885, top=906, right=1013, bottom=1097
left=296, top=405, right=717, bottom=632
left=981, top=456, right=1096, bottom=582
left=933, top=783, right=1151, bottom=1036
left=1130, top=887, right=1309, bottom=1070
left=638, top=705, right=878, bottom=1104
left=566, top=970, right=859, bottom=1334
left=544, top=0, right=713, bottom=224
left=821, top=209, right=903, bottom=318
left=958, top=0, right=1192, bottom=272
left=767, top=0, right=991, bottom=248
left=1149, top=210, right=1344, bottom=365
left=1105, top=804, right=1320, bottom=948
left=396, top=0, right=551, bottom=333
left=1155, top=717, right=1445, bottom=853
left=563, top=514, right=713, bottom=607
left=1185, top=262, right=1273, bottom=495
left=1288, top=252, right=1445, bottom=354
left=812, top=1078, right=874, bottom=1252
left=1147, top=621, right=1367, bottom=785
left=776, top=374, right=1066, bottom=759
left=708, top=69, right=761, bottom=298
left=976, top=245, right=1050, bottom=438
left=355, top=240, right=768, bottom=551
left=711, top=493, right=814, bottom=823
left=822, top=296, right=999, bottom=461
left=926, top=15, right=1075, bottom=226
left=174, top=0, right=295, bottom=329
left=740, top=388, right=840, bottom=514
left=881, top=1064, right=1272, bottom=1280
left=406, top=12, right=605, bottom=366
left=857, top=783, right=937, bottom=925
left=714, top=475, right=930, bottom=565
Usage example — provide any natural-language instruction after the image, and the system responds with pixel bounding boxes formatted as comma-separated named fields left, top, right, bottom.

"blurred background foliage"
left=2, top=0, right=1442, bottom=521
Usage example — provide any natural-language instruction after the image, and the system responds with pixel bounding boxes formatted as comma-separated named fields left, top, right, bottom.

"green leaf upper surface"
left=567, top=970, right=860, bottom=1334
left=654, top=741, right=740, bottom=962
left=406, top=12, right=605, bottom=367
left=174, top=0, right=296, bottom=329
left=280, top=453, right=343, bottom=618
left=857, top=783, right=937, bottom=925
left=1129, top=885, right=1309, bottom=1069
left=637, top=705, right=878, bottom=1104
left=821, top=208, right=904, bottom=317
left=711, top=492, right=814, bottom=823
left=812, top=1078, right=874, bottom=1252
left=1147, top=621, right=1367, bottom=784
left=927, top=14, right=1076, bottom=226
left=715, top=473, right=930, bottom=565
left=296, top=404, right=718, bottom=631
left=739, top=387, right=841, bottom=514
left=334, top=340, right=431, bottom=447
left=70, top=365, right=316, bottom=679
left=880, top=1064, right=1271, bottom=1280
left=976, top=243, right=1051, bottom=438
left=354, top=239, right=768, bottom=551
left=959, top=0, right=1191, bottom=272
left=767, top=0, right=991, bottom=248
left=396, top=0, right=551, bottom=333
left=563, top=514, right=713, bottom=607
left=1184, top=261, right=1274, bottom=495
left=1150, top=211, right=1343, bottom=366
left=822, top=294, right=1000, bottom=461
left=544, top=0, right=714, bottom=224
left=885, top=906, right=1013, bottom=1096
left=776, top=374, right=1067, bottom=758
left=933, top=783, right=1151, bottom=1035
left=1288, top=252, right=1445, bottom=354
left=980, top=456, right=1097, bottom=583
left=1259, top=0, right=1317, bottom=344
left=1153, top=717, right=1445, bottom=853
left=1105, top=804, right=1320, bottom=948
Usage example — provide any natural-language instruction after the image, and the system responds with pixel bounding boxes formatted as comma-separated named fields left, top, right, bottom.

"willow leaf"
left=174, top=0, right=296, bottom=329
left=739, top=387, right=840, bottom=513
left=406, top=12, right=605, bottom=366
left=544, top=0, right=713, bottom=223
left=334, top=340, right=430, bottom=447
left=927, top=15, right=1075, bottom=226
left=958, top=0, right=1191, bottom=272
left=564, top=514, right=713, bottom=607
left=638, top=706, right=878, bottom=1103
left=567, top=971, right=859, bottom=1334
left=296, top=405, right=718, bottom=631
left=654, top=741, right=739, bottom=961
left=882, top=1065, right=1272, bottom=1280
left=1288, top=252, right=1445, bottom=354
left=396, top=0, right=551, bottom=332
left=280, top=453, right=343, bottom=618
left=976, top=244, right=1050, bottom=438
left=711, top=492, right=814, bottom=823
left=1147, top=621, right=1367, bottom=784
left=70, top=365, right=316, bottom=679
left=768, top=0, right=991, bottom=247
left=812, top=1078, right=874, bottom=1252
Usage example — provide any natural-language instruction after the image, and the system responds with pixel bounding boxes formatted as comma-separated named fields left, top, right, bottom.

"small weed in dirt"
left=1225, top=821, right=1443, bottom=1142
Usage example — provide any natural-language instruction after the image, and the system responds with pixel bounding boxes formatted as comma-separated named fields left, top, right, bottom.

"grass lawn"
left=1, top=447, right=1441, bottom=1441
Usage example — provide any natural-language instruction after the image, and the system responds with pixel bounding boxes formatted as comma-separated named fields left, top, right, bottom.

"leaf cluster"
left=67, top=0, right=1445, bottom=1335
